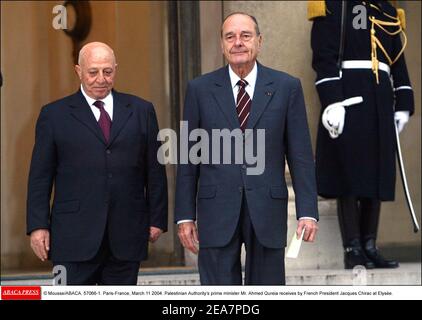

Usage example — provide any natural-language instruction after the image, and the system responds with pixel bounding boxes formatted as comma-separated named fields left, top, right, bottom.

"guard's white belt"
left=342, top=60, right=390, bottom=75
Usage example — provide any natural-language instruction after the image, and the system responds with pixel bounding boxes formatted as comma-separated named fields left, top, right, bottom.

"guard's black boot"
left=363, top=238, right=399, bottom=268
left=344, top=239, right=375, bottom=269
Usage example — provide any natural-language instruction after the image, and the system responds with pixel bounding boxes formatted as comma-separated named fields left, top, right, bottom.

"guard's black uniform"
left=310, top=0, right=414, bottom=268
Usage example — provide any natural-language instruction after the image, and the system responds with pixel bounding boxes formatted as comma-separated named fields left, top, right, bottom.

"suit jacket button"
left=238, top=187, right=243, bottom=193
left=108, top=173, right=113, bottom=178
left=106, top=149, right=111, bottom=154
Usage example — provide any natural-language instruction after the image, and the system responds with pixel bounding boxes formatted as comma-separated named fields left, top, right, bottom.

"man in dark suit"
left=175, top=13, right=319, bottom=285
left=27, top=42, right=168, bottom=285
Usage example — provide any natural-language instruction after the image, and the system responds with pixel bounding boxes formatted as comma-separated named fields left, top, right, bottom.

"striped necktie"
left=236, top=79, right=251, bottom=131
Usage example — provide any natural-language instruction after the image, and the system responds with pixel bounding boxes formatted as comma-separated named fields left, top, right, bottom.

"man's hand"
left=30, top=229, right=50, bottom=261
left=296, top=219, right=318, bottom=242
left=178, top=222, right=199, bottom=255
left=149, top=226, right=163, bottom=243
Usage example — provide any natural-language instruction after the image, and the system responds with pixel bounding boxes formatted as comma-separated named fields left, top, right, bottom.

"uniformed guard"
left=309, top=0, right=414, bottom=269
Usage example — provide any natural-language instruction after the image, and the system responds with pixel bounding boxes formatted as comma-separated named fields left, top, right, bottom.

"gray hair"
left=221, top=12, right=261, bottom=37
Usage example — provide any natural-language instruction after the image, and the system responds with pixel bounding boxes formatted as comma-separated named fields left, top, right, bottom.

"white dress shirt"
left=228, top=62, right=258, bottom=103
left=80, top=85, right=114, bottom=121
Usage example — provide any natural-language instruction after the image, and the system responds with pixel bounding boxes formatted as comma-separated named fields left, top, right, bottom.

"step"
left=1, top=263, right=420, bottom=286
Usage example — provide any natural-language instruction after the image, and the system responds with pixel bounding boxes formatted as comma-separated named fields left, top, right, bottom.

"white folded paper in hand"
left=286, top=228, right=306, bottom=259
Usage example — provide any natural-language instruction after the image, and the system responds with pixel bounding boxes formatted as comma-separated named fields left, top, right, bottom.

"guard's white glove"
left=394, top=111, right=410, bottom=133
left=322, top=103, right=345, bottom=139
left=321, top=96, right=363, bottom=139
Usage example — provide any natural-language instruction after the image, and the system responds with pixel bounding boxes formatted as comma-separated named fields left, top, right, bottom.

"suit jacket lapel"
left=69, top=90, right=133, bottom=146
left=108, top=90, right=133, bottom=146
left=212, top=66, right=240, bottom=130
left=69, top=90, right=107, bottom=145
left=245, top=63, right=275, bottom=132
